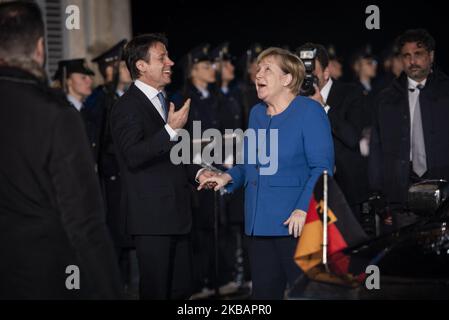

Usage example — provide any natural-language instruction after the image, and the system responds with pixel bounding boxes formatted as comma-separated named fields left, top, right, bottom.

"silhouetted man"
left=0, top=1, right=122, bottom=299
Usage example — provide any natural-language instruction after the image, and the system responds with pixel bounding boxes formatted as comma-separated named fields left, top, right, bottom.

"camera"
left=298, top=48, right=319, bottom=96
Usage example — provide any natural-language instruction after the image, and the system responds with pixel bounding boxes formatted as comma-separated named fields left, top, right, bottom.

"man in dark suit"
left=296, top=43, right=369, bottom=220
left=369, top=29, right=449, bottom=228
left=0, top=1, right=122, bottom=299
left=111, top=34, right=213, bottom=299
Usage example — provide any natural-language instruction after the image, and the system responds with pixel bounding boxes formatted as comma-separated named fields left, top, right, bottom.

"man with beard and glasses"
left=369, top=29, right=449, bottom=229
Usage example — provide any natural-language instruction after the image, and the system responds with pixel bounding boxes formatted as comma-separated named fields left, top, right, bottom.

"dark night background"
left=131, top=0, right=449, bottom=91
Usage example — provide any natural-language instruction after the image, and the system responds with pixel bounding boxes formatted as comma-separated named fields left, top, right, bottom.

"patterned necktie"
left=157, top=92, right=168, bottom=121
left=411, top=84, right=427, bottom=177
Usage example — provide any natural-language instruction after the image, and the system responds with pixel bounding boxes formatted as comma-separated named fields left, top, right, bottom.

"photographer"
left=296, top=43, right=369, bottom=220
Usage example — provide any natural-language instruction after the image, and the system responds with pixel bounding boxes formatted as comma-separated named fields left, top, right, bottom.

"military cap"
left=53, top=58, right=94, bottom=81
left=179, top=43, right=211, bottom=76
left=91, top=39, right=127, bottom=65
left=186, top=43, right=211, bottom=64
left=210, top=42, right=232, bottom=62
left=245, top=43, right=263, bottom=64
left=353, top=44, right=375, bottom=60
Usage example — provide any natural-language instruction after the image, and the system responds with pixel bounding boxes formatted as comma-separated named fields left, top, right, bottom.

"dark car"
left=289, top=180, right=449, bottom=299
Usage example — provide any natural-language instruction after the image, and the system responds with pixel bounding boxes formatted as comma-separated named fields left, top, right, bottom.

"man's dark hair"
left=124, top=33, right=168, bottom=80
left=296, top=42, right=329, bottom=70
left=395, top=29, right=436, bottom=53
left=0, top=1, right=44, bottom=58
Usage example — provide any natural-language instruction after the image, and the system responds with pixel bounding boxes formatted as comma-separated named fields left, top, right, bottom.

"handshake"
left=197, top=170, right=233, bottom=191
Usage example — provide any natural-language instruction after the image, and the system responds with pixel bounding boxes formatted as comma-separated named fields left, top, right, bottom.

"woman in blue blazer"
left=199, top=47, right=334, bottom=299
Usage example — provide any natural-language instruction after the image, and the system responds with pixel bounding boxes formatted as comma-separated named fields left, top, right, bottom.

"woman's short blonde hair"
left=256, top=47, right=305, bottom=95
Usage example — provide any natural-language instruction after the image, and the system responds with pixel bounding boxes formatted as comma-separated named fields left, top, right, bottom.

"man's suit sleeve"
left=111, top=97, right=176, bottom=169
left=48, top=108, right=122, bottom=299
left=327, top=86, right=365, bottom=150
left=296, top=102, right=335, bottom=212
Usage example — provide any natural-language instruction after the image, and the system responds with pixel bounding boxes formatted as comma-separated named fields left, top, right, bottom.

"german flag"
left=294, top=173, right=368, bottom=283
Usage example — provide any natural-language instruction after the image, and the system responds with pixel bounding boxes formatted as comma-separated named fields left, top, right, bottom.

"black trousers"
left=247, top=236, right=302, bottom=300
left=134, top=234, right=193, bottom=300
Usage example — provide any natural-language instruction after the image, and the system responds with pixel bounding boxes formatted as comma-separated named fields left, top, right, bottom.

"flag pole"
left=323, top=170, right=329, bottom=272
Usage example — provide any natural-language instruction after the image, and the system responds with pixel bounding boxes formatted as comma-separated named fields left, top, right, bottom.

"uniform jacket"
left=327, top=80, right=370, bottom=205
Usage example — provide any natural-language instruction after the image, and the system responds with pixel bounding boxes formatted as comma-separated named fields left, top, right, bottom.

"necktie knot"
left=157, top=92, right=168, bottom=121
left=409, top=84, right=424, bottom=92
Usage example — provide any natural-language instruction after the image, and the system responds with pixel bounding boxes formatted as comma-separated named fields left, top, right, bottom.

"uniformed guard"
left=377, top=43, right=403, bottom=91
left=327, top=44, right=343, bottom=80
left=350, top=45, right=381, bottom=144
left=176, top=44, right=221, bottom=132
left=350, top=44, right=379, bottom=98
left=174, top=44, right=225, bottom=297
left=53, top=59, right=98, bottom=160
left=237, top=43, right=262, bottom=129
left=210, top=42, right=243, bottom=131
left=210, top=43, right=248, bottom=295
left=89, top=39, right=136, bottom=294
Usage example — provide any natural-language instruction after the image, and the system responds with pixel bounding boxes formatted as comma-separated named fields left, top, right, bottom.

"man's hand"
left=283, top=209, right=307, bottom=238
left=197, top=170, right=217, bottom=189
left=310, top=84, right=325, bottom=106
left=197, top=173, right=233, bottom=191
left=167, top=98, right=191, bottom=130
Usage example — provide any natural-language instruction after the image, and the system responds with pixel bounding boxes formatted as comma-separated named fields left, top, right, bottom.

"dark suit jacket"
left=327, top=80, right=370, bottom=205
left=369, top=70, right=449, bottom=206
left=0, top=66, right=122, bottom=299
left=111, top=83, right=199, bottom=235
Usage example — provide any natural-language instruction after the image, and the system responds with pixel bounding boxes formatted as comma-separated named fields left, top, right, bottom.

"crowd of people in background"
left=2, top=1, right=449, bottom=300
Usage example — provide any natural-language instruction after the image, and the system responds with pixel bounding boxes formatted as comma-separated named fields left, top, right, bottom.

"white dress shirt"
left=197, top=86, right=210, bottom=99
left=360, top=79, right=372, bottom=92
left=116, top=89, right=125, bottom=97
left=408, top=77, right=427, bottom=160
left=66, top=94, right=83, bottom=112
left=134, top=81, right=206, bottom=181
left=134, top=80, right=177, bottom=141
left=320, top=78, right=333, bottom=114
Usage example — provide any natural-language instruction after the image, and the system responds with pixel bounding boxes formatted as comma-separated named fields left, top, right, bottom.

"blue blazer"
left=226, top=96, right=334, bottom=236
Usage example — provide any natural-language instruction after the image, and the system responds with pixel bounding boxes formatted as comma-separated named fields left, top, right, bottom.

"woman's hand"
left=283, top=209, right=307, bottom=238
left=197, top=173, right=233, bottom=191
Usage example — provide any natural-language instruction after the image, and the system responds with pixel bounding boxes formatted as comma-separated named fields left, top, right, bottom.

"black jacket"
left=218, top=85, right=244, bottom=131
left=369, top=70, right=449, bottom=206
left=0, top=66, right=122, bottom=299
left=111, top=83, right=200, bottom=235
left=327, top=80, right=369, bottom=206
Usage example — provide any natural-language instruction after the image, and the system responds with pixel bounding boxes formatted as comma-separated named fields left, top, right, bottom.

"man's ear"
left=136, top=59, right=147, bottom=74
left=33, top=37, right=45, bottom=67
left=430, top=50, right=435, bottom=64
